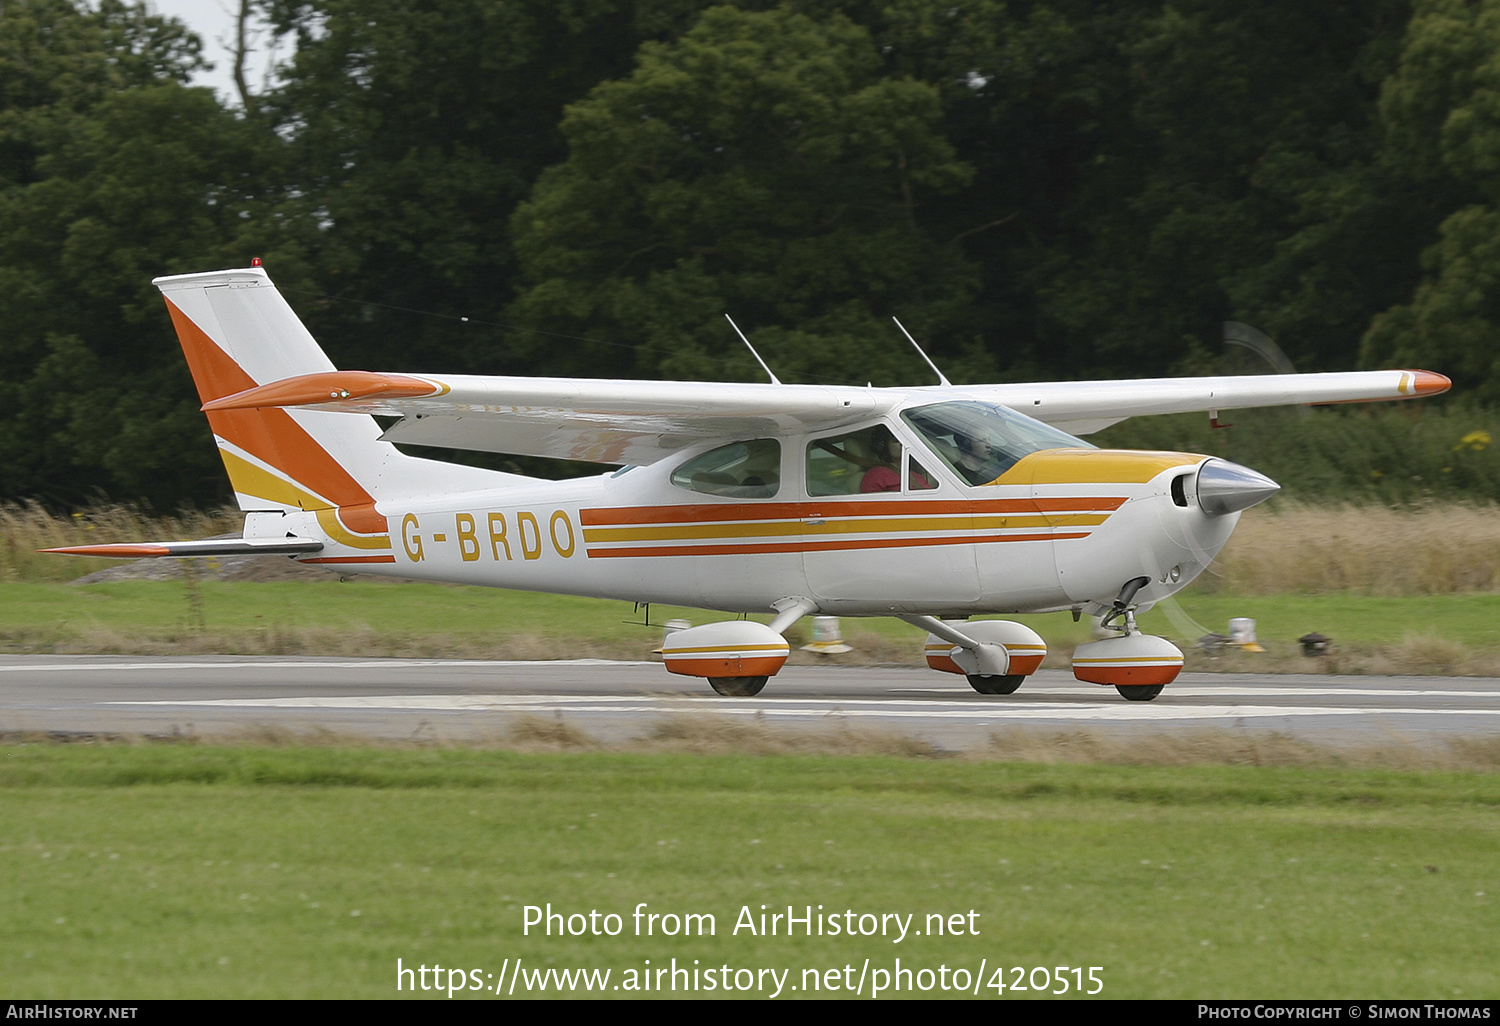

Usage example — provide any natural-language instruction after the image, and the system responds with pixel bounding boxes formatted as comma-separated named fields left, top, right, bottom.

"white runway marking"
left=0, top=658, right=654, bottom=673
left=112, top=693, right=1500, bottom=721
left=892, top=686, right=1499, bottom=699
left=9, top=658, right=1496, bottom=698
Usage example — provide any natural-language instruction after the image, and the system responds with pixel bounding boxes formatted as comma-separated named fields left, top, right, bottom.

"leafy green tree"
left=510, top=5, right=981, bottom=386
left=0, top=1, right=273, bottom=507
left=1363, top=0, right=1500, bottom=396
left=255, top=0, right=712, bottom=376
left=508, top=1, right=1416, bottom=384
left=991, top=0, right=1413, bottom=377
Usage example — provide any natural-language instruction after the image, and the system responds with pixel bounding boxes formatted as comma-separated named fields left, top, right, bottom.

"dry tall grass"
left=0, top=503, right=242, bottom=584
left=1205, top=503, right=1500, bottom=595
left=25, top=718, right=1496, bottom=771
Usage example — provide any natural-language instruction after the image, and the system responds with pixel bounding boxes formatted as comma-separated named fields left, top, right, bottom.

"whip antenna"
left=893, top=317, right=951, bottom=386
left=725, top=315, right=781, bottom=385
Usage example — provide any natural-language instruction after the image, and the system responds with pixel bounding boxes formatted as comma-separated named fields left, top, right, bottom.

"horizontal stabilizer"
left=41, top=538, right=324, bottom=559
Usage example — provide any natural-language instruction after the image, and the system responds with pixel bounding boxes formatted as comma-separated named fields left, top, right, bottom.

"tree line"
left=2, top=0, right=1497, bottom=508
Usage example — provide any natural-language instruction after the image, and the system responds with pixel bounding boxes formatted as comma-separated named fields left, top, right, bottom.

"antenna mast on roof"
left=724, top=315, right=781, bottom=385
left=892, top=317, right=951, bottom=386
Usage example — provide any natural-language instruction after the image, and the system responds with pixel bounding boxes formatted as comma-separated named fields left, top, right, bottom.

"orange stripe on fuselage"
left=579, top=496, right=1126, bottom=527
left=336, top=502, right=388, bottom=536
left=584, top=512, right=1109, bottom=543
left=586, top=531, right=1090, bottom=559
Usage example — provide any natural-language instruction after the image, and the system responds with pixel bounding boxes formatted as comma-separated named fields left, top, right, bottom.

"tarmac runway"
left=1, top=655, right=1497, bottom=751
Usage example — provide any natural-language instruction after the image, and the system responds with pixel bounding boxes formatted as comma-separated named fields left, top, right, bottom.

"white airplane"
left=48, top=267, right=1449, bottom=700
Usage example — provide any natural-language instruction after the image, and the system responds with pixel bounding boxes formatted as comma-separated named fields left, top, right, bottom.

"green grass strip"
left=2, top=744, right=1496, bottom=999
left=7, top=579, right=1500, bottom=663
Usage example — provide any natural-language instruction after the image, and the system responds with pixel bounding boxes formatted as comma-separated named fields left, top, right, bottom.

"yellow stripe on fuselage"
left=584, top=512, right=1111, bottom=544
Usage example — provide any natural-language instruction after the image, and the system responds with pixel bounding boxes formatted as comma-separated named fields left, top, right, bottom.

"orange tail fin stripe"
left=166, top=299, right=378, bottom=511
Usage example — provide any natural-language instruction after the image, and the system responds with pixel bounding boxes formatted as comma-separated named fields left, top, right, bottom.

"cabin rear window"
left=670, top=439, right=781, bottom=498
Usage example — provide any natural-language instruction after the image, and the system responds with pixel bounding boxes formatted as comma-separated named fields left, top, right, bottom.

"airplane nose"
left=1195, top=459, right=1280, bottom=515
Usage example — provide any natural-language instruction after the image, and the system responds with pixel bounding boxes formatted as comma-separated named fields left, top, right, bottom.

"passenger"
left=859, top=431, right=901, bottom=493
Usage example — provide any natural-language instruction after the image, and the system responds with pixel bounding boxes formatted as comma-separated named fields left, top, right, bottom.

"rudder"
left=155, top=267, right=516, bottom=554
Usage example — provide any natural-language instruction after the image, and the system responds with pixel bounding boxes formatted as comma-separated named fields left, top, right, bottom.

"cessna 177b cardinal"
left=46, top=267, right=1450, bottom=700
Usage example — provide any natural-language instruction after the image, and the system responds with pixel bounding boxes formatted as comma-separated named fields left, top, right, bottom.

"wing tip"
left=1405, top=370, right=1452, bottom=397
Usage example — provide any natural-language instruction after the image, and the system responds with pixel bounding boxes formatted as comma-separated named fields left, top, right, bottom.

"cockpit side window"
left=806, top=424, right=904, bottom=496
left=670, top=439, right=781, bottom=498
left=901, top=401, right=1092, bottom=486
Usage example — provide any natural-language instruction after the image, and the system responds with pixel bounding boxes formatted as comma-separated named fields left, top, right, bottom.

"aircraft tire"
left=708, top=676, right=768, bottom=697
left=966, top=674, right=1024, bottom=695
left=1115, top=684, right=1164, bottom=701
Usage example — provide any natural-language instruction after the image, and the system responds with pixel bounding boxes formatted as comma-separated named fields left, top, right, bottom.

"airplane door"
left=799, top=427, right=980, bottom=609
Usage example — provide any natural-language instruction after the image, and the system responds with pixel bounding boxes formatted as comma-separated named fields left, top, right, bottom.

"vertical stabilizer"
left=154, top=268, right=517, bottom=554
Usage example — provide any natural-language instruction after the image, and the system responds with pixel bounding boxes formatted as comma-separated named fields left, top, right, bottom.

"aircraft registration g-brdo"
left=48, top=267, right=1450, bottom=700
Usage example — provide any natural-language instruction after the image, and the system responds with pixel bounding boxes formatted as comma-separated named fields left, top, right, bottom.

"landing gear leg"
left=1099, top=575, right=1150, bottom=635
left=1072, top=576, right=1182, bottom=700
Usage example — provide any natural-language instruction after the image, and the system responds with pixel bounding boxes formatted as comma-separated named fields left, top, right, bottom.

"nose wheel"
left=1072, top=577, right=1184, bottom=700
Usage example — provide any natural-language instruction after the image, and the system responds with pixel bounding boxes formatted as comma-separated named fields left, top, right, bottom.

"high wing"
left=202, top=366, right=1450, bottom=465
left=972, top=369, right=1450, bottom=436
left=202, top=371, right=898, bottom=465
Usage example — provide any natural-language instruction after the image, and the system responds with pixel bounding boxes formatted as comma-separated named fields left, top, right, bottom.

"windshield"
left=901, top=401, right=1092, bottom=486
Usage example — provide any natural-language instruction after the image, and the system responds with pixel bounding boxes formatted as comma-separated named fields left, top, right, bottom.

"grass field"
left=10, top=500, right=1500, bottom=672
left=5, top=506, right=1498, bottom=1001
left=7, top=577, right=1500, bottom=674
left=2, top=743, right=1496, bottom=999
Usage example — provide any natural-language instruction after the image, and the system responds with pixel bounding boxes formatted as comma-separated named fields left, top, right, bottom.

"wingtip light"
left=1406, top=370, right=1452, bottom=397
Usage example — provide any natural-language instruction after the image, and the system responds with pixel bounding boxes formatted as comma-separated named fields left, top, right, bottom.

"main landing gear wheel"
left=1115, top=684, right=1164, bottom=701
left=967, top=674, right=1024, bottom=695
left=708, top=676, right=768, bottom=697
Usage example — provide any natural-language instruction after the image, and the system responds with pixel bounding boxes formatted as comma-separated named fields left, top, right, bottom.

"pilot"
left=954, top=433, right=1004, bottom=485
